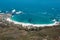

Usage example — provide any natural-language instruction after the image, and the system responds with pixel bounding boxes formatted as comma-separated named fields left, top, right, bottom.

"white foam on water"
left=12, top=9, right=16, bottom=13
left=0, top=13, right=4, bottom=14
left=16, top=11, right=22, bottom=14
left=12, top=15, right=14, bottom=17
left=52, top=19, right=56, bottom=22
left=0, top=10, right=1, bottom=12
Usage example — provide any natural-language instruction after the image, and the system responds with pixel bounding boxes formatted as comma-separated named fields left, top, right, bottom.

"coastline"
left=6, top=18, right=60, bottom=27
left=0, top=9, right=59, bottom=27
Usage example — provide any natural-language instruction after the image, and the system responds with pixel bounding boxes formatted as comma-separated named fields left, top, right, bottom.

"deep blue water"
left=0, top=0, right=60, bottom=24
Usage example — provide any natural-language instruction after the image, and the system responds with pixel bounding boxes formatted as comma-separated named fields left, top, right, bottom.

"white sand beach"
left=6, top=18, right=59, bottom=27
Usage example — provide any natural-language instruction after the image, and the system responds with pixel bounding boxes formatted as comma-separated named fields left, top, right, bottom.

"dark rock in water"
left=28, top=18, right=32, bottom=23
left=12, top=13, right=15, bottom=15
left=55, top=19, right=59, bottom=22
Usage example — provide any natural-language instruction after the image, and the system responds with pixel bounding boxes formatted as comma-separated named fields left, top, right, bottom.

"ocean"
left=0, top=0, right=60, bottom=24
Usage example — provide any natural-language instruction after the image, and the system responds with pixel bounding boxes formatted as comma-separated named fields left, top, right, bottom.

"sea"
left=0, top=0, right=60, bottom=24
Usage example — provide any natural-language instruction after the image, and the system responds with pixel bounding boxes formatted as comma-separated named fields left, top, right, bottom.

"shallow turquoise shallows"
left=0, top=0, right=60, bottom=24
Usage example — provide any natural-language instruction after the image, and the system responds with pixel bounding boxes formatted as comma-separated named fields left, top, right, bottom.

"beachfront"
left=6, top=18, right=59, bottom=27
left=0, top=13, right=60, bottom=29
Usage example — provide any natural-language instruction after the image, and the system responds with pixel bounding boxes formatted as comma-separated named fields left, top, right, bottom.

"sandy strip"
left=6, top=18, right=59, bottom=27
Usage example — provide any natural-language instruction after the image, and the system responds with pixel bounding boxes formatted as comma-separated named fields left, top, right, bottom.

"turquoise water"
left=0, top=0, right=60, bottom=24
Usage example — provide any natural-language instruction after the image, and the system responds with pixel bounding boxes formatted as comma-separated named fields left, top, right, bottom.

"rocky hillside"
left=0, top=21, right=60, bottom=40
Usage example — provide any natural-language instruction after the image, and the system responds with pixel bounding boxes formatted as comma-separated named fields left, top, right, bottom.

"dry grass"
left=0, top=23, right=60, bottom=40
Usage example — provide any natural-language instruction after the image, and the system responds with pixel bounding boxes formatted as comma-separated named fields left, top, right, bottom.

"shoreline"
left=0, top=9, right=60, bottom=27
left=6, top=18, right=60, bottom=27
